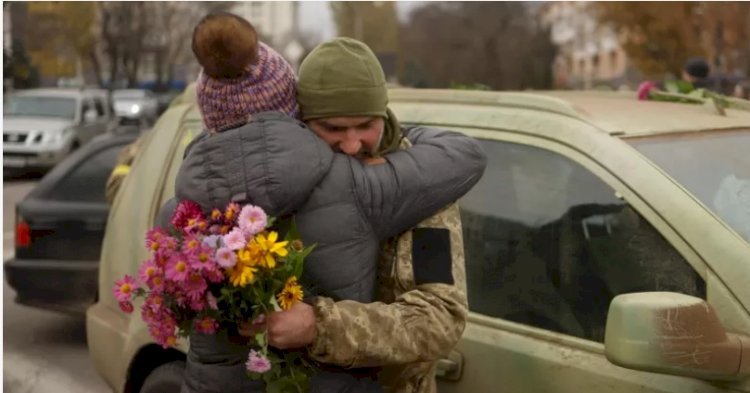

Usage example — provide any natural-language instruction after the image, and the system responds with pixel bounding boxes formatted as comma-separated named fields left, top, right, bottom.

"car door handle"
left=435, top=351, right=463, bottom=381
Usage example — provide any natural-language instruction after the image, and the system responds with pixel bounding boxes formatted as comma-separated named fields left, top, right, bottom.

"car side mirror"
left=605, top=292, right=750, bottom=381
left=83, top=109, right=98, bottom=123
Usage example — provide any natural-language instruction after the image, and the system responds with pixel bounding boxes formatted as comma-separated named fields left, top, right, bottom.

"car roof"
left=389, top=89, right=750, bottom=137
left=12, top=88, right=108, bottom=99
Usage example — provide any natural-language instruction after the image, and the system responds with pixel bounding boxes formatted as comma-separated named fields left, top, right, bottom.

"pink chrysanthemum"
left=185, top=218, right=208, bottom=233
left=113, top=275, right=138, bottom=302
left=165, top=254, right=191, bottom=282
left=205, top=268, right=225, bottom=284
left=224, top=202, right=241, bottom=224
left=145, top=228, right=168, bottom=252
left=138, top=259, right=162, bottom=286
left=144, top=292, right=165, bottom=311
left=222, top=228, right=246, bottom=250
left=246, top=349, right=272, bottom=374
left=238, top=205, right=267, bottom=236
left=206, top=292, right=219, bottom=310
left=637, top=81, right=657, bottom=101
left=189, top=246, right=218, bottom=272
left=189, top=296, right=206, bottom=312
left=118, top=301, right=134, bottom=314
left=185, top=272, right=208, bottom=301
left=215, top=247, right=237, bottom=268
left=195, top=316, right=219, bottom=334
left=182, top=235, right=202, bottom=253
left=171, top=200, right=205, bottom=231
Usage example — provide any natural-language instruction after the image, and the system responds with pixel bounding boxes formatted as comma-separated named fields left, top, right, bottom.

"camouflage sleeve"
left=308, top=204, right=468, bottom=368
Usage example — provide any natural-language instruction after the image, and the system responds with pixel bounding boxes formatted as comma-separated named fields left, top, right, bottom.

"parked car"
left=4, top=130, right=139, bottom=314
left=87, top=88, right=750, bottom=393
left=3, top=88, right=115, bottom=172
left=112, top=89, right=159, bottom=124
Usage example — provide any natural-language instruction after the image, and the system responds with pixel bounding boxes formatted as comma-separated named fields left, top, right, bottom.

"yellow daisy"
left=254, top=231, right=288, bottom=269
left=228, top=265, right=257, bottom=287
left=277, top=276, right=304, bottom=310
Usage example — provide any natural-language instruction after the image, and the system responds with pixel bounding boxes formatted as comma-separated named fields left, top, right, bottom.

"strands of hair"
left=192, top=12, right=259, bottom=79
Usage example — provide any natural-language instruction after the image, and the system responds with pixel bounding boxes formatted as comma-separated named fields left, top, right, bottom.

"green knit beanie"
left=297, top=37, right=387, bottom=120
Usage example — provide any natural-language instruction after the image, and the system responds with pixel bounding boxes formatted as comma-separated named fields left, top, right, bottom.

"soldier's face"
left=306, top=116, right=384, bottom=159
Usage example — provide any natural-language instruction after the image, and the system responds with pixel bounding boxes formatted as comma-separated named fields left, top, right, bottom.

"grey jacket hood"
left=175, top=112, right=333, bottom=216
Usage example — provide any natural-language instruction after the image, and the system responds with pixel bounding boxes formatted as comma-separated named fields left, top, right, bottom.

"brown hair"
left=192, top=12, right=258, bottom=79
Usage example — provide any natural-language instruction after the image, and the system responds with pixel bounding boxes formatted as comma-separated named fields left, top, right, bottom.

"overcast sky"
left=298, top=1, right=427, bottom=41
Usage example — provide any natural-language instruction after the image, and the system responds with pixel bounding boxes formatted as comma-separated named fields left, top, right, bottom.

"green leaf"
left=674, top=80, right=694, bottom=94
left=284, top=217, right=301, bottom=242
left=688, top=89, right=705, bottom=99
left=266, top=377, right=297, bottom=393
left=664, top=80, right=679, bottom=93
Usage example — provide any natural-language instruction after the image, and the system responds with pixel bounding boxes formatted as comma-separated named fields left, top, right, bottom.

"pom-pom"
left=192, top=12, right=258, bottom=79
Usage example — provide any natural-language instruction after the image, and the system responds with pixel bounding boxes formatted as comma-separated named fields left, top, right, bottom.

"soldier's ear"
left=412, top=228, right=454, bottom=285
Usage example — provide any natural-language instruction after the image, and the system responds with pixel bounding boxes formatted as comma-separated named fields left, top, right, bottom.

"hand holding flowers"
left=113, top=200, right=316, bottom=392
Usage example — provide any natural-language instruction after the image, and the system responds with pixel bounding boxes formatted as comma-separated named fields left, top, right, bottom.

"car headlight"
left=130, top=104, right=141, bottom=114
left=43, top=128, right=72, bottom=144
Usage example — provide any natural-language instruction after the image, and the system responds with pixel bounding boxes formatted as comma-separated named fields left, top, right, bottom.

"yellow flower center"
left=145, top=267, right=156, bottom=277
left=199, top=253, right=209, bottom=263
left=120, top=284, right=132, bottom=294
left=176, top=261, right=187, bottom=273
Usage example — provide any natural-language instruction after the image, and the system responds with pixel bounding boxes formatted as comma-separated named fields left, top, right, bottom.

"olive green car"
left=87, top=87, right=750, bottom=393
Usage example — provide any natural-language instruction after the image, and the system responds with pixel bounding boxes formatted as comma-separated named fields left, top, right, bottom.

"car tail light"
left=16, top=216, right=30, bottom=248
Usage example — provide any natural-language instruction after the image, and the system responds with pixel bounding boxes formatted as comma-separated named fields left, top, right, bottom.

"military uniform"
left=309, top=138, right=469, bottom=393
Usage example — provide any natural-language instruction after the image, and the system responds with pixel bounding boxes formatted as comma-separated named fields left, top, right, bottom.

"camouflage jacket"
left=309, top=199, right=469, bottom=393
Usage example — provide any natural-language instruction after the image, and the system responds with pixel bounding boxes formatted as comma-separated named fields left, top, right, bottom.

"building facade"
left=231, top=1, right=304, bottom=70
left=539, top=1, right=635, bottom=90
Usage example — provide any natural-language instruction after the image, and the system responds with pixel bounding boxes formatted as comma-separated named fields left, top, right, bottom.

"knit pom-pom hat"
left=192, top=12, right=299, bottom=132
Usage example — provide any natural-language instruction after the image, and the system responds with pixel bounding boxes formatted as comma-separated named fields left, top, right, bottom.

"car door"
left=16, top=141, right=128, bottom=263
left=436, top=133, right=724, bottom=393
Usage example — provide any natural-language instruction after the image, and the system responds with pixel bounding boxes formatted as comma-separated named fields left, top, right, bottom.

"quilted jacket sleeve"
left=352, top=127, right=486, bottom=240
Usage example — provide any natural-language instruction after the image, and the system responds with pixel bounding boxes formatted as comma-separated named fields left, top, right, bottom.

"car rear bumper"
left=4, top=258, right=98, bottom=314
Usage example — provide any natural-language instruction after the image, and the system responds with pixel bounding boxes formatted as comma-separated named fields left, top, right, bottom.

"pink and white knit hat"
left=196, top=42, right=300, bottom=133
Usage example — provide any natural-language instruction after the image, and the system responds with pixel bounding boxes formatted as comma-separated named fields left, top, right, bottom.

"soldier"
left=250, top=37, right=473, bottom=393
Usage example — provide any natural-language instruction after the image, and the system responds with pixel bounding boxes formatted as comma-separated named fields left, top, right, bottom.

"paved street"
left=3, top=176, right=109, bottom=393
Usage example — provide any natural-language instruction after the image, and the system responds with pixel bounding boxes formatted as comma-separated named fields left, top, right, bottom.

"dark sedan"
left=5, top=130, right=139, bottom=314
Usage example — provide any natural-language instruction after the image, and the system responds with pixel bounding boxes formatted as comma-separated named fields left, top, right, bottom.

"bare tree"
left=399, top=2, right=556, bottom=90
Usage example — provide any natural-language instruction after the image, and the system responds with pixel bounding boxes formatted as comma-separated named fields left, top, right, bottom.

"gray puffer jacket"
left=157, top=112, right=486, bottom=393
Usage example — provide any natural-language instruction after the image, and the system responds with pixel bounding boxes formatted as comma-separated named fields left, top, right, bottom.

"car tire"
left=140, top=360, right=185, bottom=393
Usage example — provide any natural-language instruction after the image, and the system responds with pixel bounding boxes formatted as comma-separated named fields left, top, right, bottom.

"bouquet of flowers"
left=113, top=200, right=316, bottom=391
left=637, top=79, right=750, bottom=115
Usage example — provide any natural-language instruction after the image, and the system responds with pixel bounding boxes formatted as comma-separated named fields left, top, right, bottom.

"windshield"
left=4, top=95, right=77, bottom=120
left=113, top=90, right=147, bottom=99
left=628, top=130, right=750, bottom=244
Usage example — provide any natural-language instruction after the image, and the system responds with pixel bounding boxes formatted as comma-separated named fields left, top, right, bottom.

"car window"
left=459, top=139, right=705, bottom=343
left=3, top=95, right=77, bottom=120
left=48, top=144, right=123, bottom=203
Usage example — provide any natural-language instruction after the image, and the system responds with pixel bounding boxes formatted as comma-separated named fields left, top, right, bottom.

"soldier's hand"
left=238, top=314, right=266, bottom=337
left=267, top=302, right=317, bottom=349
